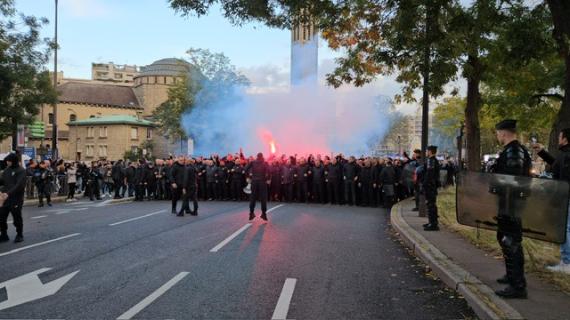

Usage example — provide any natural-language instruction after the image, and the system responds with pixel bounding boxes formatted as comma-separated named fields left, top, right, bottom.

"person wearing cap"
left=422, top=146, right=441, bottom=231
left=0, top=153, right=27, bottom=243
left=491, top=119, right=532, bottom=299
left=245, top=153, right=270, bottom=221
left=533, top=127, right=570, bottom=274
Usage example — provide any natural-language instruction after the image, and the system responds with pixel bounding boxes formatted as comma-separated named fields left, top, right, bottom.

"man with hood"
left=0, top=153, right=27, bottom=243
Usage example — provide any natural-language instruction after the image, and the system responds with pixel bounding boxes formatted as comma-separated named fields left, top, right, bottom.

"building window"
left=163, top=77, right=167, bottom=84
left=87, top=127, right=95, bottom=138
left=115, top=73, right=123, bottom=79
left=86, top=145, right=94, bottom=157
left=131, top=127, right=138, bottom=140
left=48, top=113, right=54, bottom=125
left=69, top=114, right=77, bottom=122
left=99, top=126, right=107, bottom=138
left=90, top=115, right=96, bottom=118
left=146, top=128, right=152, bottom=140
left=98, top=145, right=107, bottom=157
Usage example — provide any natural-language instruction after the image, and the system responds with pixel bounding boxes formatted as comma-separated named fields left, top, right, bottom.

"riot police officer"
left=492, top=119, right=532, bottom=299
left=245, top=153, right=270, bottom=221
left=0, top=153, right=26, bottom=243
left=423, top=146, right=441, bottom=231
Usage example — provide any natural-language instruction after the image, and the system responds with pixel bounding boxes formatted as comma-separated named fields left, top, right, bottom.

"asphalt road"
left=0, top=197, right=476, bottom=319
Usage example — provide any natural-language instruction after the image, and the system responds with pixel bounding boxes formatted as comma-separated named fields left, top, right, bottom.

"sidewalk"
left=391, top=199, right=570, bottom=320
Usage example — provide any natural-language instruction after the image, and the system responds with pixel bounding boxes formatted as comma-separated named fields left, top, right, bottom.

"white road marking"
left=0, top=268, right=80, bottom=311
left=267, top=204, right=285, bottom=213
left=117, top=272, right=189, bottom=320
left=210, top=223, right=252, bottom=253
left=272, top=278, right=297, bottom=320
left=0, top=233, right=81, bottom=258
left=94, top=199, right=114, bottom=207
left=109, top=210, right=166, bottom=226
left=45, top=208, right=89, bottom=215
left=30, top=215, right=47, bottom=220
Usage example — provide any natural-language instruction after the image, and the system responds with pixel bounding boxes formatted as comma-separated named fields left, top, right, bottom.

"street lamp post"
left=51, top=0, right=59, bottom=160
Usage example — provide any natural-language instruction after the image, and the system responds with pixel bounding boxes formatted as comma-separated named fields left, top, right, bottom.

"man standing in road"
left=0, top=153, right=27, bottom=243
left=181, top=158, right=199, bottom=216
left=534, top=128, right=570, bottom=274
left=169, top=156, right=186, bottom=215
left=492, top=119, right=532, bottom=299
left=246, top=153, right=270, bottom=221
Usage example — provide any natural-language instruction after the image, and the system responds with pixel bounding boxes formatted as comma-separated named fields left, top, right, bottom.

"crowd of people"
left=15, top=150, right=457, bottom=211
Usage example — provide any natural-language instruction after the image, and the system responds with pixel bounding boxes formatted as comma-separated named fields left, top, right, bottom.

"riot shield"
left=456, top=171, right=570, bottom=244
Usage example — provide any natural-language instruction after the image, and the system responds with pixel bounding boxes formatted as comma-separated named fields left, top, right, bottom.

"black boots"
left=260, top=213, right=268, bottom=221
left=423, top=224, right=439, bottom=231
left=249, top=213, right=256, bottom=221
left=496, top=275, right=509, bottom=284
left=495, top=286, right=527, bottom=299
left=0, top=234, right=9, bottom=242
left=14, top=234, right=23, bottom=243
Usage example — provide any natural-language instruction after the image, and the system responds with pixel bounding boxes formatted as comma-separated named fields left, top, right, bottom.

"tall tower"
left=291, top=16, right=318, bottom=86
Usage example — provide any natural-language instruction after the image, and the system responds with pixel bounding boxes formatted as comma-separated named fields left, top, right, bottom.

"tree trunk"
left=10, top=118, right=17, bottom=151
left=465, top=55, right=482, bottom=172
left=546, top=0, right=570, bottom=154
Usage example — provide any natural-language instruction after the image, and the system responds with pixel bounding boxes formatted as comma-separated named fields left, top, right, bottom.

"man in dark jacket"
left=112, top=160, right=125, bottom=199
left=343, top=157, right=359, bottom=206
left=134, top=161, right=146, bottom=201
left=34, top=160, right=53, bottom=207
left=379, top=160, right=397, bottom=209
left=231, top=159, right=246, bottom=201
left=125, top=162, right=136, bottom=197
left=491, top=120, right=532, bottom=299
left=169, top=157, right=186, bottom=215
left=181, top=158, right=199, bottom=216
left=245, top=153, right=270, bottom=221
left=422, top=146, right=441, bottom=230
left=326, top=157, right=341, bottom=204
left=0, top=153, right=26, bottom=243
left=534, top=128, right=570, bottom=274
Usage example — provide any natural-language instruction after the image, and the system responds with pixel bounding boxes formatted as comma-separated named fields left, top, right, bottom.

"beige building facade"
left=68, top=115, right=154, bottom=161
left=92, top=62, right=139, bottom=83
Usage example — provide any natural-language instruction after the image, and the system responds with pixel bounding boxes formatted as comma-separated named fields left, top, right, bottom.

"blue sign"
left=22, top=147, right=36, bottom=160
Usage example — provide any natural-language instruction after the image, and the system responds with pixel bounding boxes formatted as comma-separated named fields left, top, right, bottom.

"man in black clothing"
left=86, top=162, right=103, bottom=201
left=0, top=153, right=26, bottom=243
left=325, top=157, right=341, bottom=204
left=422, top=146, right=441, bottom=231
left=312, top=160, right=326, bottom=203
left=297, top=158, right=310, bottom=203
left=246, top=153, right=270, bottom=221
left=34, top=160, right=53, bottom=207
left=491, top=119, right=532, bottom=299
left=169, top=157, right=186, bottom=215
left=343, top=156, right=359, bottom=206
left=379, top=160, right=397, bottom=209
left=281, top=159, right=294, bottom=202
left=134, top=161, right=146, bottom=201
left=534, top=128, right=570, bottom=273
left=145, top=162, right=157, bottom=200
left=181, top=158, right=199, bottom=216
left=231, top=159, right=246, bottom=201
left=125, top=162, right=136, bottom=197
left=112, top=160, right=125, bottom=199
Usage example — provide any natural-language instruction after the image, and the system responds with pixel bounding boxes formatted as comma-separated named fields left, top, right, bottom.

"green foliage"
left=153, top=74, right=196, bottom=140
left=0, top=0, right=57, bottom=141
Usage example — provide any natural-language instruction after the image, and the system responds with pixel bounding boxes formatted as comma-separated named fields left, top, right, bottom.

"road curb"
left=391, top=200, right=524, bottom=320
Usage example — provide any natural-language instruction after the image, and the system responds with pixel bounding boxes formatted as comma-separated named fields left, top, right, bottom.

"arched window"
left=69, top=114, right=77, bottom=122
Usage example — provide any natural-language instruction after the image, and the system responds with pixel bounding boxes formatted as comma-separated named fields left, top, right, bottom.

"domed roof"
left=136, top=58, right=194, bottom=78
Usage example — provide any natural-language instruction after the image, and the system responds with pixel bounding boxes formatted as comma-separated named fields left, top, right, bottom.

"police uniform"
left=492, top=119, right=532, bottom=299
left=0, top=153, right=26, bottom=243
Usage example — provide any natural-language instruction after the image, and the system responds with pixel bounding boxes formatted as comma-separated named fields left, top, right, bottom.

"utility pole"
left=51, top=0, right=59, bottom=160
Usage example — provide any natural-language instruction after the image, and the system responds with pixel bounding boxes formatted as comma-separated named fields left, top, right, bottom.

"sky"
left=13, top=0, right=457, bottom=114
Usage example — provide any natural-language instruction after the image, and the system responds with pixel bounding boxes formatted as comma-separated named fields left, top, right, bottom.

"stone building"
left=92, top=62, right=139, bottom=83
left=0, top=58, right=198, bottom=159
left=133, top=58, right=194, bottom=115
left=68, top=115, right=154, bottom=161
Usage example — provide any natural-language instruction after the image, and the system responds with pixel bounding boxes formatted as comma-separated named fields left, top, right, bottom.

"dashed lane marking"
left=117, top=272, right=189, bottom=320
left=272, top=278, right=297, bottom=320
left=109, top=210, right=167, bottom=227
